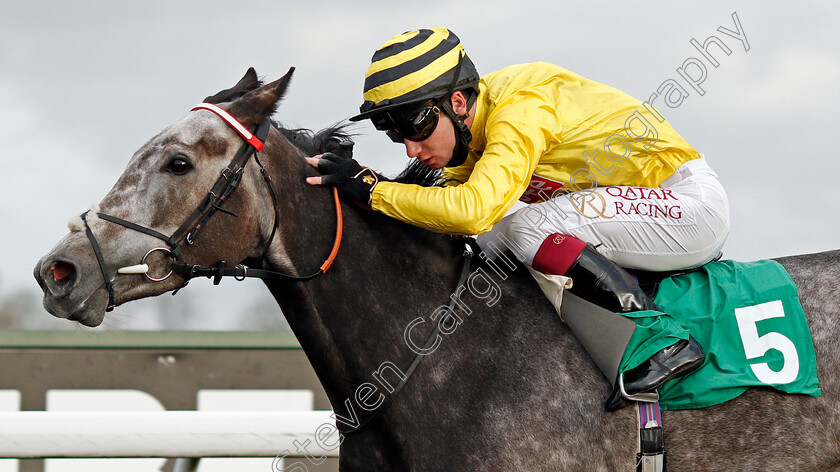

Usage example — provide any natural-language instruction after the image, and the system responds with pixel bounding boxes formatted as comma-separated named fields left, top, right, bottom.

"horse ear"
left=227, top=67, right=295, bottom=127
left=203, top=67, right=263, bottom=104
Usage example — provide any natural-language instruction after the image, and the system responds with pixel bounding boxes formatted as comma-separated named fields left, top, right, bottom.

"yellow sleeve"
left=370, top=96, right=560, bottom=234
left=441, top=160, right=473, bottom=187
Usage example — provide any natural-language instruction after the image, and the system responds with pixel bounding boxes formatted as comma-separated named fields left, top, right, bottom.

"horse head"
left=34, top=68, right=299, bottom=327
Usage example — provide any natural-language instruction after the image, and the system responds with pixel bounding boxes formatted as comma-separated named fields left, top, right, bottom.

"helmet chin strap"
left=441, top=95, right=475, bottom=168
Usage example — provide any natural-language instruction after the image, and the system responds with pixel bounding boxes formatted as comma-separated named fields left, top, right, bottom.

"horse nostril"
left=38, top=258, right=80, bottom=298
left=34, top=258, right=44, bottom=288
left=50, top=261, right=77, bottom=286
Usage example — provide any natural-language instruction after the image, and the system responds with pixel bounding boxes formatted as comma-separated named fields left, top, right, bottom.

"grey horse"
left=34, top=69, right=840, bottom=471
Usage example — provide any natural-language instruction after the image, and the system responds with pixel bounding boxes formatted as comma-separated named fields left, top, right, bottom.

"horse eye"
left=166, top=157, right=192, bottom=175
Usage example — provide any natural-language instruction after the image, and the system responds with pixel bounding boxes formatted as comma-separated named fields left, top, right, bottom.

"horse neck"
left=258, top=133, right=464, bottom=400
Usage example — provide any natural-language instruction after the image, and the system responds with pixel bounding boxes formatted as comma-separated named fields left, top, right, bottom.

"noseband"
left=81, top=103, right=343, bottom=311
left=79, top=102, right=475, bottom=437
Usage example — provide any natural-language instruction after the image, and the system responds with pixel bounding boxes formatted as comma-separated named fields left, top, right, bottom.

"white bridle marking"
left=190, top=103, right=264, bottom=151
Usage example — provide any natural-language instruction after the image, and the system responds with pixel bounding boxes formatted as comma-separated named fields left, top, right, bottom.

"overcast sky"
left=2, top=1, right=838, bottom=328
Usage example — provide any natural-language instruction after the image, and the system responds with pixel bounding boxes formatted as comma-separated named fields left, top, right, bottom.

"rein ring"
left=141, top=247, right=174, bottom=282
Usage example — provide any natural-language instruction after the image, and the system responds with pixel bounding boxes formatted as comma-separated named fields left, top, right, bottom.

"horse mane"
left=277, top=124, right=355, bottom=158
left=391, top=160, right=443, bottom=187
left=276, top=124, right=445, bottom=188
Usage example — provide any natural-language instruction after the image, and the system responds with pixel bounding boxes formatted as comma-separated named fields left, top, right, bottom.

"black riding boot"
left=565, top=244, right=705, bottom=411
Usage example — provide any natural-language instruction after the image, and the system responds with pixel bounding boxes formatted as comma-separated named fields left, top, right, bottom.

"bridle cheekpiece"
left=81, top=103, right=342, bottom=311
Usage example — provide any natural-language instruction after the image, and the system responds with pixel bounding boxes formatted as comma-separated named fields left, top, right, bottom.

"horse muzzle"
left=34, top=254, right=107, bottom=326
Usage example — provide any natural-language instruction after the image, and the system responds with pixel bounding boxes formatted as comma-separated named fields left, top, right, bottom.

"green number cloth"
left=618, top=259, right=821, bottom=410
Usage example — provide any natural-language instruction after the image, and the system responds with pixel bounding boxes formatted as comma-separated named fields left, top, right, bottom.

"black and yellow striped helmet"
left=350, top=28, right=479, bottom=122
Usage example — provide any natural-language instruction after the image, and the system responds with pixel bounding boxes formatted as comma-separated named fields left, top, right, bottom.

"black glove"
left=324, top=137, right=355, bottom=160
left=316, top=152, right=379, bottom=205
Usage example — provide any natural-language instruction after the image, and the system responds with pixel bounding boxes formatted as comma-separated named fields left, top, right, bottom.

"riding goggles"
left=372, top=99, right=442, bottom=143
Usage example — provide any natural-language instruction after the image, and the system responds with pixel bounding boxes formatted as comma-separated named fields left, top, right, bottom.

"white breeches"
left=476, top=159, right=730, bottom=271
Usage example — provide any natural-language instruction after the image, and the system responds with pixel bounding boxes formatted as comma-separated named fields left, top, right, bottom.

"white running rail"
left=0, top=411, right=340, bottom=458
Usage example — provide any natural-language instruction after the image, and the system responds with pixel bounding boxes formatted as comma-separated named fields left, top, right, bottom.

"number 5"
left=734, top=300, right=799, bottom=385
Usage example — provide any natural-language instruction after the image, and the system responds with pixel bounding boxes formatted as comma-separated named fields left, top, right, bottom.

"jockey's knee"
left=488, top=205, right=566, bottom=265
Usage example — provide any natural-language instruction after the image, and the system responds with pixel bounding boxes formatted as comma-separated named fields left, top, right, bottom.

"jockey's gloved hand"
left=309, top=152, right=379, bottom=206
left=324, top=137, right=355, bottom=160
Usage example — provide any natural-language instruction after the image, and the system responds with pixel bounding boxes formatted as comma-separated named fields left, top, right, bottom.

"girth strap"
left=636, top=401, right=666, bottom=472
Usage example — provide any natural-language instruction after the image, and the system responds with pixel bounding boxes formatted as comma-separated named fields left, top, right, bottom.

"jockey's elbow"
left=445, top=213, right=495, bottom=236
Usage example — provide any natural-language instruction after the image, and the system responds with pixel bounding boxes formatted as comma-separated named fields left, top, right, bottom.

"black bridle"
left=81, top=103, right=342, bottom=312
left=79, top=101, right=471, bottom=437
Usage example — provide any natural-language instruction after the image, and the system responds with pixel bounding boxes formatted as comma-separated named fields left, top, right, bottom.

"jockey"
left=306, top=28, right=730, bottom=411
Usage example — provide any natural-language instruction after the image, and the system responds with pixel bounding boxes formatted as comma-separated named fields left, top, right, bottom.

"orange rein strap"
left=319, top=187, right=343, bottom=273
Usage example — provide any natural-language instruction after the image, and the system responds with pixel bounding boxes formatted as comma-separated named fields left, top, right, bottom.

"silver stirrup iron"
left=618, top=372, right=660, bottom=403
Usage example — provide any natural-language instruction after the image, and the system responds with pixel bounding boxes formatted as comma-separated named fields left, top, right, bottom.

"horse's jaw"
left=45, top=288, right=108, bottom=327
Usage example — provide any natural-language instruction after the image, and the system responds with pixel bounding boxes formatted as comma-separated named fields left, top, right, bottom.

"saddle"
left=629, top=252, right=723, bottom=300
